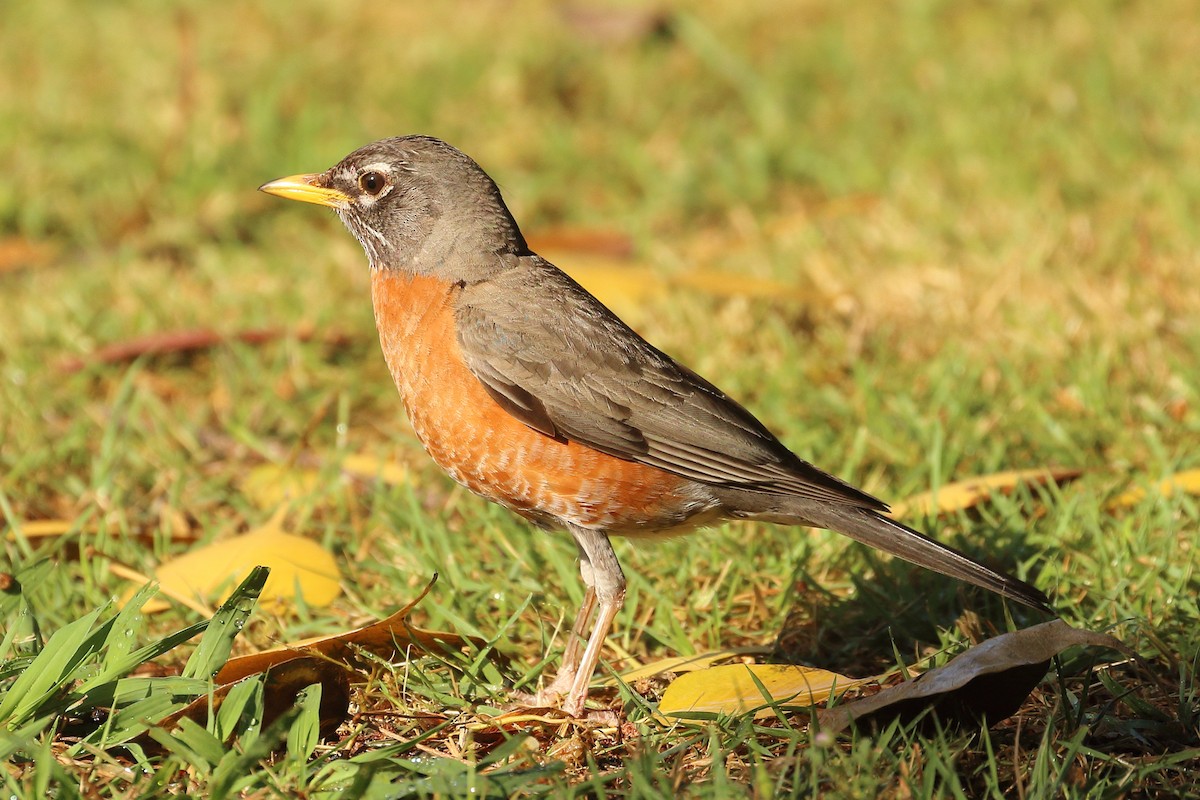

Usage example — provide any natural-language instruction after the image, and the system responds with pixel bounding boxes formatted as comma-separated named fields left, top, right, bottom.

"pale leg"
left=540, top=583, right=596, bottom=699
left=560, top=525, right=626, bottom=716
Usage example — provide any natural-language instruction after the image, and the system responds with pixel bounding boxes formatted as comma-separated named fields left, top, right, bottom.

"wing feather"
left=455, top=257, right=886, bottom=512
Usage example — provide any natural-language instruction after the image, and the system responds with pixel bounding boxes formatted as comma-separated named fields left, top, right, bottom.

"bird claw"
left=509, top=677, right=618, bottom=723
left=503, top=693, right=621, bottom=727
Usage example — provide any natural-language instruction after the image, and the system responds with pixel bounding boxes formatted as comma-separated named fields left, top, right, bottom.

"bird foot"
left=509, top=669, right=615, bottom=721
left=504, top=691, right=620, bottom=727
left=508, top=685, right=583, bottom=716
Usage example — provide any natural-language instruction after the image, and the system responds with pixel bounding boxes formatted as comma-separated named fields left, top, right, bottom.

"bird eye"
left=359, top=171, right=386, bottom=195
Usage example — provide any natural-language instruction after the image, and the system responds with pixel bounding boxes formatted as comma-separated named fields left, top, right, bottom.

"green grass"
left=1, top=0, right=1198, bottom=796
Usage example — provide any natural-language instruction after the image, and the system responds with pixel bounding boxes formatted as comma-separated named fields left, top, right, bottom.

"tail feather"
left=823, top=508, right=1055, bottom=614
left=721, top=490, right=1055, bottom=614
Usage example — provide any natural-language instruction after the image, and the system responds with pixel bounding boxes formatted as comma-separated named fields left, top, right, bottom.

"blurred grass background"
left=1, top=0, right=1198, bottom=796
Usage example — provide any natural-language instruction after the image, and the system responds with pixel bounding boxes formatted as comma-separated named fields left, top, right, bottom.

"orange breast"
left=370, top=269, right=713, bottom=533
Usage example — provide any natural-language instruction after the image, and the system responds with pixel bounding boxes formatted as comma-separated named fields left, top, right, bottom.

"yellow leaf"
left=213, top=575, right=484, bottom=683
left=888, top=467, right=1083, bottom=519
left=241, top=455, right=410, bottom=510
left=6, top=520, right=76, bottom=539
left=561, top=258, right=813, bottom=315
left=241, top=463, right=321, bottom=509
left=340, top=454, right=409, bottom=486
left=605, top=647, right=767, bottom=685
left=122, top=509, right=341, bottom=614
left=560, top=261, right=668, bottom=312
left=1109, top=469, right=1200, bottom=509
left=658, top=663, right=866, bottom=719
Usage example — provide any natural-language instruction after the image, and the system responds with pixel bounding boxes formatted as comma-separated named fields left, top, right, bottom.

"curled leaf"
left=817, top=620, right=1125, bottom=732
left=214, top=574, right=483, bottom=684
left=148, top=656, right=350, bottom=745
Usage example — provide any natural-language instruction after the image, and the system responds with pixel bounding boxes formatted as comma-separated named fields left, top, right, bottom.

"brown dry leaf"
left=559, top=6, right=673, bottom=45
left=1108, top=469, right=1200, bottom=510
left=817, top=620, right=1125, bottom=732
left=605, top=647, right=767, bottom=685
left=658, top=663, right=867, bottom=719
left=148, top=656, right=350, bottom=745
left=0, top=237, right=56, bottom=274
left=122, top=508, right=341, bottom=614
left=888, top=467, right=1083, bottom=519
left=214, top=575, right=484, bottom=684
left=56, top=326, right=353, bottom=373
left=526, top=227, right=635, bottom=258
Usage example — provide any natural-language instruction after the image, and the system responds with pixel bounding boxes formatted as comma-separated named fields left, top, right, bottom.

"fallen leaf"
left=5, top=520, right=77, bottom=539
left=241, top=464, right=322, bottom=509
left=526, top=227, right=635, bottom=258
left=606, top=647, right=767, bottom=685
left=214, top=574, right=484, bottom=684
left=7, top=518, right=194, bottom=546
left=57, top=326, right=353, bottom=373
left=1108, top=469, right=1200, bottom=509
left=110, top=562, right=211, bottom=617
left=340, top=453, right=410, bottom=486
left=561, top=261, right=668, bottom=313
left=240, top=455, right=411, bottom=510
left=888, top=467, right=1083, bottom=519
left=562, top=262, right=815, bottom=317
left=559, top=6, right=673, bottom=45
left=658, top=663, right=866, bottom=719
left=0, top=237, right=56, bottom=274
left=148, top=656, right=350, bottom=745
left=817, top=620, right=1126, bottom=732
left=122, top=508, right=341, bottom=614
left=536, top=231, right=812, bottom=314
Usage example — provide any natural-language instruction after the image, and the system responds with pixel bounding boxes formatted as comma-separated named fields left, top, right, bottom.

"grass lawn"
left=1, top=1, right=1197, bottom=796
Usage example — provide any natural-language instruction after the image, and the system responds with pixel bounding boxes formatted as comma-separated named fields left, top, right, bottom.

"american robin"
left=260, top=136, right=1054, bottom=715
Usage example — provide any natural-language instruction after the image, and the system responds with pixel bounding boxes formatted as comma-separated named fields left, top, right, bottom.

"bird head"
left=260, top=136, right=527, bottom=279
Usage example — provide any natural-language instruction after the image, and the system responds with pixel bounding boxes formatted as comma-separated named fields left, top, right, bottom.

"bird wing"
left=454, top=257, right=887, bottom=511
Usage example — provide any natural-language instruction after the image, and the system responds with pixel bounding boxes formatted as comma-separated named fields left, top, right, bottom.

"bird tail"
left=721, top=491, right=1055, bottom=614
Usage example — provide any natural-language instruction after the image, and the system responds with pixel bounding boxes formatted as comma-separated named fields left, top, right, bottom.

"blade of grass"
left=182, top=566, right=268, bottom=681
left=0, top=607, right=103, bottom=727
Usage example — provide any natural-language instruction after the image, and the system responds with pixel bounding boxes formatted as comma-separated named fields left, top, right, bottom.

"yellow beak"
left=258, top=173, right=351, bottom=208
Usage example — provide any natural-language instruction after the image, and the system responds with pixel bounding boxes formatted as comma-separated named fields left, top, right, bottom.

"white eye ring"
left=359, top=171, right=387, bottom=195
